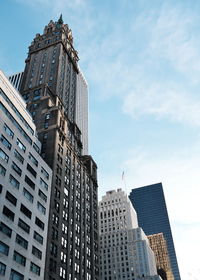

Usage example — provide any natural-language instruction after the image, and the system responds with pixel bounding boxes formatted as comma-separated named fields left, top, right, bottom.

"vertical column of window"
left=29, top=56, right=37, bottom=88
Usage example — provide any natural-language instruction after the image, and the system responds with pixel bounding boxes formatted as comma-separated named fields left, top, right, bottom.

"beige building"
left=148, top=233, right=174, bottom=280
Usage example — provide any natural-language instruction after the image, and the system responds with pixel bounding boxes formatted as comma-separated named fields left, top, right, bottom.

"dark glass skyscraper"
left=129, top=183, right=181, bottom=280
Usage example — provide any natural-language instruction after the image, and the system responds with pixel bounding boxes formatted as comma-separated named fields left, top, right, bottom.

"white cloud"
left=123, top=83, right=200, bottom=126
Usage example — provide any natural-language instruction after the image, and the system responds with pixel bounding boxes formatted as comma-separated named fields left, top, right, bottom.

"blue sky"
left=1, top=0, right=200, bottom=279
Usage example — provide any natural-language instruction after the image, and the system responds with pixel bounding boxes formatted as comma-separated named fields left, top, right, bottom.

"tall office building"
left=8, top=72, right=23, bottom=91
left=99, top=189, right=161, bottom=280
left=19, top=16, right=99, bottom=280
left=76, top=69, right=88, bottom=155
left=148, top=233, right=174, bottom=280
left=129, top=183, right=181, bottom=280
left=0, top=70, right=52, bottom=280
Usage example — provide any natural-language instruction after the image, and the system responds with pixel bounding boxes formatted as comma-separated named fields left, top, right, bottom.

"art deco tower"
left=19, top=16, right=99, bottom=280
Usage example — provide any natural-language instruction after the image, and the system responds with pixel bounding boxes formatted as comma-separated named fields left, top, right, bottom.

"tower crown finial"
left=58, top=14, right=63, bottom=24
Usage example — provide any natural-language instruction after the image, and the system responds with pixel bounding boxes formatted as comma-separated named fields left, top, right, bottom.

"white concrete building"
left=76, top=69, right=89, bottom=155
left=0, top=70, right=52, bottom=280
left=99, top=189, right=161, bottom=280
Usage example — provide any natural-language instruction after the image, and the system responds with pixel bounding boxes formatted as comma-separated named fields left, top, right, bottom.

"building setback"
left=99, top=189, right=161, bottom=280
left=129, top=183, right=181, bottom=280
left=19, top=16, right=99, bottom=280
left=0, top=70, right=52, bottom=280
left=148, top=233, right=174, bottom=280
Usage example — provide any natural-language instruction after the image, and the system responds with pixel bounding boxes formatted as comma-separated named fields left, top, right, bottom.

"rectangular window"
left=10, top=269, right=24, bottom=280
left=15, top=234, right=28, bottom=249
left=6, top=191, right=17, bottom=206
left=0, top=164, right=6, bottom=176
left=0, top=88, right=34, bottom=136
left=33, top=142, right=40, bottom=154
left=13, top=250, right=26, bottom=266
left=0, top=241, right=9, bottom=256
left=10, top=174, right=20, bottom=189
left=40, top=177, right=48, bottom=190
left=0, top=222, right=12, bottom=237
left=27, top=163, right=37, bottom=177
left=23, top=188, right=33, bottom=203
left=20, top=204, right=32, bottom=219
left=0, top=134, right=12, bottom=150
left=25, top=175, right=35, bottom=189
left=3, top=206, right=15, bottom=221
left=16, top=138, right=26, bottom=152
left=0, top=262, right=6, bottom=275
left=14, top=149, right=24, bottom=164
left=38, top=189, right=47, bottom=202
left=33, top=231, right=43, bottom=245
left=0, top=148, right=9, bottom=163
left=18, top=218, right=30, bottom=233
left=28, top=152, right=38, bottom=166
left=37, top=201, right=46, bottom=215
left=30, top=262, right=40, bottom=276
left=3, top=123, right=14, bottom=138
left=12, top=161, right=22, bottom=176
left=35, top=217, right=44, bottom=230
left=32, top=246, right=42, bottom=259
left=41, top=167, right=49, bottom=179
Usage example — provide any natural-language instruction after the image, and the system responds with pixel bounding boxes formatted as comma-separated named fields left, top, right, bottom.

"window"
left=12, top=161, right=22, bottom=176
left=14, top=150, right=24, bottom=164
left=35, top=217, right=44, bottom=230
left=41, top=167, right=49, bottom=179
left=3, top=206, right=15, bottom=221
left=15, top=234, right=28, bottom=249
left=0, top=222, right=12, bottom=237
left=18, top=218, right=30, bottom=233
left=37, top=201, right=46, bottom=215
left=0, top=134, right=11, bottom=150
left=0, top=241, right=9, bottom=255
left=33, top=231, right=43, bottom=245
left=0, top=262, right=6, bottom=275
left=40, top=177, right=48, bottom=190
left=16, top=138, right=26, bottom=152
left=4, top=123, right=14, bottom=138
left=9, top=175, right=20, bottom=189
left=28, top=153, right=38, bottom=166
left=0, top=148, right=9, bottom=162
left=0, top=164, right=6, bottom=176
left=0, top=184, right=2, bottom=193
left=20, top=204, right=32, bottom=219
left=33, top=142, right=40, bottom=154
left=25, top=175, right=35, bottom=189
left=30, top=262, right=40, bottom=276
left=13, top=251, right=26, bottom=266
left=6, top=191, right=17, bottom=206
left=10, top=269, right=24, bottom=280
left=23, top=188, right=33, bottom=203
left=38, top=189, right=47, bottom=202
left=27, top=163, right=37, bottom=177
left=32, top=246, right=42, bottom=259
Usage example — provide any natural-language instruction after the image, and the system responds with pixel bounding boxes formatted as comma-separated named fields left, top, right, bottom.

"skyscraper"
left=0, top=70, right=52, bottom=280
left=19, top=16, right=99, bottom=280
left=99, top=189, right=161, bottom=280
left=148, top=233, right=174, bottom=280
left=129, top=183, right=181, bottom=280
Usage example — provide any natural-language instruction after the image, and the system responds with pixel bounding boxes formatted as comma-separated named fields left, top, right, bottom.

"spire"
left=58, top=14, right=63, bottom=25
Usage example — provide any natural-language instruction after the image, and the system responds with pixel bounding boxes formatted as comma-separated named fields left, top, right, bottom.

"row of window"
left=0, top=262, right=40, bottom=278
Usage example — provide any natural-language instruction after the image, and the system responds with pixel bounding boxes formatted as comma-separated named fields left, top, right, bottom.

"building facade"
left=76, top=69, right=88, bottom=155
left=129, top=183, right=181, bottom=280
left=148, top=233, right=174, bottom=280
left=99, top=189, right=161, bottom=280
left=19, top=16, right=99, bottom=280
left=8, top=72, right=23, bottom=91
left=0, top=70, right=52, bottom=280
